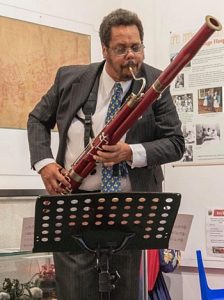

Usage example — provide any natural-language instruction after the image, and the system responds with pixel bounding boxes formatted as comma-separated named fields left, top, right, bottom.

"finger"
left=101, top=144, right=119, bottom=152
left=57, top=168, right=71, bottom=188
left=93, top=154, right=116, bottom=163
left=47, top=180, right=69, bottom=195
left=56, top=182, right=71, bottom=194
left=45, top=183, right=58, bottom=195
left=58, top=166, right=67, bottom=176
left=49, top=189, right=58, bottom=195
left=103, top=162, right=114, bottom=167
left=96, top=150, right=117, bottom=159
left=42, top=173, right=60, bottom=194
left=93, top=155, right=103, bottom=162
left=52, top=177, right=71, bottom=194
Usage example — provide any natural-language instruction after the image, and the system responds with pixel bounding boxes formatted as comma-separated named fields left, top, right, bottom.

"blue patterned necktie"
left=101, top=82, right=125, bottom=192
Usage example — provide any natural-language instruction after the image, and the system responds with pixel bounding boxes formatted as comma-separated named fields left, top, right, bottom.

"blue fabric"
left=101, top=82, right=124, bottom=192
left=139, top=272, right=170, bottom=300
left=148, top=272, right=171, bottom=300
left=159, top=249, right=180, bottom=273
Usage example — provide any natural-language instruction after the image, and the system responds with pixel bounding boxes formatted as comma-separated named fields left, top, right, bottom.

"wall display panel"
left=169, top=27, right=224, bottom=166
left=165, top=24, right=224, bottom=268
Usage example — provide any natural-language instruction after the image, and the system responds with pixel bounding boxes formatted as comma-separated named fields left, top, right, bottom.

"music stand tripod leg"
left=142, top=249, right=148, bottom=300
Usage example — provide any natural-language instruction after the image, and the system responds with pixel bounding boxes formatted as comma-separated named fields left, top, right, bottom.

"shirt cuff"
left=34, top=158, right=56, bottom=173
left=128, top=144, right=147, bottom=168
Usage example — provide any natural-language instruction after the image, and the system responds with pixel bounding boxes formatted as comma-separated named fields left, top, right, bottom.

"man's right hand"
left=39, top=162, right=71, bottom=195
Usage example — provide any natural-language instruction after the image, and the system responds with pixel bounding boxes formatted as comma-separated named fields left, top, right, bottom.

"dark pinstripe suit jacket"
left=27, top=61, right=185, bottom=192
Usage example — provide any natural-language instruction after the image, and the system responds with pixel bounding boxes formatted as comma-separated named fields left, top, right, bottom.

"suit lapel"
left=66, top=62, right=104, bottom=129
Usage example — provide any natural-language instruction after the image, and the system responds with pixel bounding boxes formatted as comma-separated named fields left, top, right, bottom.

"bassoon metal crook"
left=129, top=66, right=146, bottom=96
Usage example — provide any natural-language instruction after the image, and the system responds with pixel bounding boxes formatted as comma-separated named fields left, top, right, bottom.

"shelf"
left=0, top=189, right=46, bottom=197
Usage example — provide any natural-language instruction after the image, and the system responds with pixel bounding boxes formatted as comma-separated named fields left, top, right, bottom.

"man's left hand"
left=93, top=141, right=132, bottom=167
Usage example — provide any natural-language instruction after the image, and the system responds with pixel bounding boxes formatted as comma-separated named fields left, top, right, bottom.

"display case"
left=0, top=190, right=57, bottom=299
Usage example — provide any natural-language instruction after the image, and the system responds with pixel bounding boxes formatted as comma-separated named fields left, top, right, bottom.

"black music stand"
left=33, top=192, right=181, bottom=300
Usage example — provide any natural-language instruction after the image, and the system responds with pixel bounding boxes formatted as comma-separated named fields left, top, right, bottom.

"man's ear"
left=102, top=44, right=108, bottom=59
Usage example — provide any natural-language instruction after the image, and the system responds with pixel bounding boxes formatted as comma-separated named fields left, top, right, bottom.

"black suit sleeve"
left=27, top=68, right=60, bottom=168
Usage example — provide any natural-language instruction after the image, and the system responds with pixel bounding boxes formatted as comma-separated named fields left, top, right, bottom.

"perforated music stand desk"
left=33, top=192, right=181, bottom=299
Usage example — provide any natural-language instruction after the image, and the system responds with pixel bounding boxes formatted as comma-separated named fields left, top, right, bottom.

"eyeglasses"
left=109, top=43, right=145, bottom=56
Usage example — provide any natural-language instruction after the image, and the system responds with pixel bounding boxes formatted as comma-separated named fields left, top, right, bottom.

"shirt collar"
left=101, top=64, right=132, bottom=98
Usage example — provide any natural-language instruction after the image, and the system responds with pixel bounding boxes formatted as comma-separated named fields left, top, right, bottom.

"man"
left=27, top=8, right=185, bottom=300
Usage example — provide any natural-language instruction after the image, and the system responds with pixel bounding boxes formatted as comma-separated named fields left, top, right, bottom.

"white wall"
left=1, top=0, right=224, bottom=299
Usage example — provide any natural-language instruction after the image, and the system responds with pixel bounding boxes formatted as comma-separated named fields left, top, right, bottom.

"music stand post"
left=72, top=231, right=135, bottom=299
left=33, top=192, right=181, bottom=300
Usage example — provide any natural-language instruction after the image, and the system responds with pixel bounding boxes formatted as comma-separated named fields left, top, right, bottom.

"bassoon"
left=61, top=15, right=222, bottom=193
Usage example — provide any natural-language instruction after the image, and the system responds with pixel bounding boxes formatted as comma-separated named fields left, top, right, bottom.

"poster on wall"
left=206, top=208, right=224, bottom=258
left=0, top=16, right=91, bottom=129
left=169, top=28, right=224, bottom=165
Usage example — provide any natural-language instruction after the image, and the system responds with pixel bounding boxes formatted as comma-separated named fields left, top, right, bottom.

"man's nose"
left=125, top=48, right=135, bottom=58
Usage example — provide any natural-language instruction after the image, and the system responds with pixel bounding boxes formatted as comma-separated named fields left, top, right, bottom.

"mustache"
left=123, top=61, right=136, bottom=68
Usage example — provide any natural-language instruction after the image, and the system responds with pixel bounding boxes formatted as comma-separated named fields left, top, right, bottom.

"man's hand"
left=39, top=162, right=71, bottom=194
left=93, top=141, right=132, bottom=166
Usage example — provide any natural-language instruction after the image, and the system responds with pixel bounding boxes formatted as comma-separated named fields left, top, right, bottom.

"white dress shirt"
left=35, top=64, right=147, bottom=191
